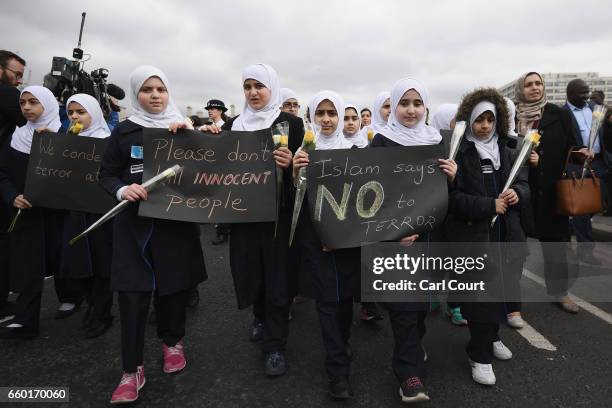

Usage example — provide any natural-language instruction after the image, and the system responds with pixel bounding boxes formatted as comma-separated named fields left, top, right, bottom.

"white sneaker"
left=58, top=303, right=76, bottom=312
left=507, top=314, right=525, bottom=329
left=469, top=359, right=496, bottom=385
left=492, top=340, right=513, bottom=360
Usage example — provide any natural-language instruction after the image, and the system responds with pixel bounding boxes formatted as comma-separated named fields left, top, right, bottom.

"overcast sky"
left=3, top=0, right=612, bottom=116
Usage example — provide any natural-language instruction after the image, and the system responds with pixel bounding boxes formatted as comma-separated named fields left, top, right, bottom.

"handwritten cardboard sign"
left=24, top=132, right=115, bottom=213
left=305, top=145, right=448, bottom=248
left=138, top=128, right=276, bottom=223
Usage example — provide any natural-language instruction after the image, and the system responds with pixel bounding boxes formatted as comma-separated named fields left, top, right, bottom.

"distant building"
left=499, top=72, right=612, bottom=106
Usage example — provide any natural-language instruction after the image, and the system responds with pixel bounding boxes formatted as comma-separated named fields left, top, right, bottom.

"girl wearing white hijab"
left=364, top=91, right=391, bottom=135
left=504, top=97, right=518, bottom=137
left=343, top=103, right=368, bottom=148
left=65, top=93, right=111, bottom=138
left=280, top=87, right=300, bottom=116
left=430, top=103, right=458, bottom=131
left=292, top=91, right=361, bottom=399
left=99, top=65, right=207, bottom=404
left=371, top=78, right=456, bottom=181
left=450, top=88, right=529, bottom=387
left=368, top=78, right=457, bottom=403
left=59, top=93, right=114, bottom=339
left=217, top=63, right=302, bottom=378
left=10, top=85, right=61, bottom=154
left=0, top=86, right=63, bottom=340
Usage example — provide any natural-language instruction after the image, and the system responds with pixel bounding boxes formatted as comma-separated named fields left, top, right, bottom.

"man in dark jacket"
left=563, top=79, right=609, bottom=265
left=0, top=50, right=26, bottom=321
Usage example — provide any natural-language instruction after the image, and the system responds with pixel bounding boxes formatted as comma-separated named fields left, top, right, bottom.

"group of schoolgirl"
left=0, top=61, right=531, bottom=404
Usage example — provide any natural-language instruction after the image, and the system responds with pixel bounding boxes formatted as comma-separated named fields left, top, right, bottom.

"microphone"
left=107, top=83, right=125, bottom=100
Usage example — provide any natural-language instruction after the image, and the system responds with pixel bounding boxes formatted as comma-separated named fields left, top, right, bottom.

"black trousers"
left=316, top=299, right=353, bottom=380
left=388, top=310, right=427, bottom=381
left=85, top=276, right=113, bottom=323
left=119, top=290, right=188, bottom=373
left=466, top=321, right=500, bottom=364
left=253, top=293, right=289, bottom=353
left=54, top=277, right=85, bottom=305
left=14, top=292, right=42, bottom=330
left=541, top=239, right=576, bottom=298
left=0, top=233, right=9, bottom=307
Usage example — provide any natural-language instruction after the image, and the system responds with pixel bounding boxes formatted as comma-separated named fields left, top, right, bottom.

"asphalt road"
left=1, top=226, right=611, bottom=408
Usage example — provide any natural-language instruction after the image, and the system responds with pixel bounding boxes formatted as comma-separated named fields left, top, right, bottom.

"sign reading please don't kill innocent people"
left=305, top=145, right=448, bottom=249
left=138, top=128, right=276, bottom=223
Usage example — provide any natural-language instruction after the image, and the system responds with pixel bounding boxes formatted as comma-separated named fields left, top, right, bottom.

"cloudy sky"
left=3, top=0, right=611, bottom=116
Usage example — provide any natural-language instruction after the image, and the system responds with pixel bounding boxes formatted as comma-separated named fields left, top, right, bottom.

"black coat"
left=0, top=146, right=64, bottom=292
left=59, top=212, right=113, bottom=279
left=528, top=103, right=579, bottom=240
left=369, top=133, right=445, bottom=312
left=447, top=138, right=529, bottom=248
left=448, top=137, right=529, bottom=323
left=99, top=120, right=207, bottom=296
left=222, top=112, right=304, bottom=308
left=0, top=85, right=26, bottom=234
left=0, top=84, right=25, bottom=152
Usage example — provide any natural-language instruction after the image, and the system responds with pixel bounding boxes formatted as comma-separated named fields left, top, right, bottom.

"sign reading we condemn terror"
left=138, top=128, right=276, bottom=223
left=24, top=132, right=115, bottom=213
left=305, top=145, right=448, bottom=249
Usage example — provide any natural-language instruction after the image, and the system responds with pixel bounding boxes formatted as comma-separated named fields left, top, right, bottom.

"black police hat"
left=205, top=99, right=227, bottom=112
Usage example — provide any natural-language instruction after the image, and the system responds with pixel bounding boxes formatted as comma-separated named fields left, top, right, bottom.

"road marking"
left=523, top=268, right=612, bottom=326
left=513, top=320, right=557, bottom=351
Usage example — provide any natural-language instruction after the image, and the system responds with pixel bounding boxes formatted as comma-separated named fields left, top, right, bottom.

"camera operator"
left=0, top=50, right=26, bottom=321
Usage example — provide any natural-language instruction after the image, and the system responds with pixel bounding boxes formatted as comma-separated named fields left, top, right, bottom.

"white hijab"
left=343, top=103, right=368, bottom=148
left=66, top=94, right=111, bottom=138
left=466, top=101, right=500, bottom=170
left=368, top=91, right=391, bottom=134
left=10, top=86, right=61, bottom=154
left=504, top=97, right=518, bottom=137
left=379, top=78, right=442, bottom=146
left=431, top=103, right=458, bottom=131
left=127, top=65, right=184, bottom=128
left=232, top=63, right=282, bottom=131
left=308, top=91, right=353, bottom=151
left=280, top=87, right=297, bottom=104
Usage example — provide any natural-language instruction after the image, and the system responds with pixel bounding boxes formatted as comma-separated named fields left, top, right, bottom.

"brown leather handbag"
left=556, top=151, right=602, bottom=216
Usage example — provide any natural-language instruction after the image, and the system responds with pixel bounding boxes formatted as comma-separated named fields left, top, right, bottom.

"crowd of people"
left=0, top=48, right=611, bottom=404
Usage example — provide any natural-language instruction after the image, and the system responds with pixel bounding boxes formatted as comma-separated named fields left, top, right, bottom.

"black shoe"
left=211, top=233, right=228, bottom=245
left=264, top=351, right=287, bottom=377
left=187, top=288, right=200, bottom=309
left=82, top=306, right=94, bottom=329
left=249, top=319, right=264, bottom=342
left=0, top=301, right=16, bottom=319
left=360, top=303, right=384, bottom=322
left=85, top=318, right=113, bottom=338
left=399, top=377, right=429, bottom=403
left=0, top=325, right=38, bottom=339
left=329, top=376, right=352, bottom=399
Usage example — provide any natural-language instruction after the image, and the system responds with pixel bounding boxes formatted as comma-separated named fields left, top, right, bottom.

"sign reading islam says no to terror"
left=138, top=128, right=276, bottom=223
left=305, top=145, right=448, bottom=249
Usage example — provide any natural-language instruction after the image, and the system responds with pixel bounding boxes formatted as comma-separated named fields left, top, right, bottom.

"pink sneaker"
left=163, top=340, right=186, bottom=373
left=110, top=372, right=139, bottom=404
